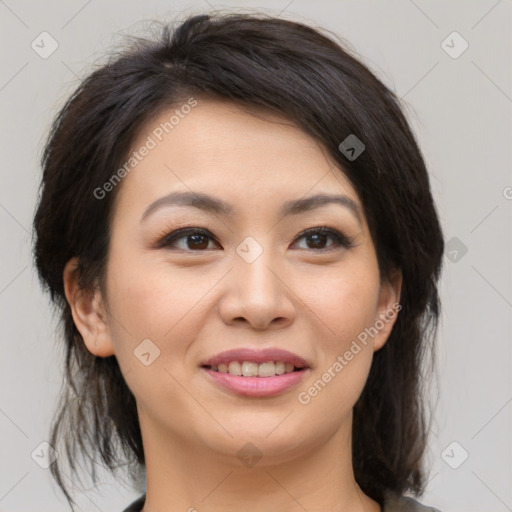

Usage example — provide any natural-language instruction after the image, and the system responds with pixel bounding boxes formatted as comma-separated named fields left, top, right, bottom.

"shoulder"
left=123, top=493, right=146, bottom=512
left=382, top=491, right=442, bottom=512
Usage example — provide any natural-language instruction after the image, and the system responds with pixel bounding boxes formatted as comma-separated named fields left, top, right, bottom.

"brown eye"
left=157, top=226, right=355, bottom=253
left=303, top=232, right=330, bottom=249
left=183, top=233, right=210, bottom=250
left=158, top=228, right=220, bottom=251
left=292, top=227, right=355, bottom=251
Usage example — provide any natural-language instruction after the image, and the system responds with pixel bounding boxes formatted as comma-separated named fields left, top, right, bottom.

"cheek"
left=103, top=255, right=205, bottom=414
left=297, top=256, right=381, bottom=347
left=104, top=249, right=221, bottom=363
left=107, top=265, right=172, bottom=336
left=292, top=256, right=380, bottom=409
left=329, top=280, right=380, bottom=346
left=294, top=267, right=379, bottom=426
left=103, top=250, right=174, bottom=354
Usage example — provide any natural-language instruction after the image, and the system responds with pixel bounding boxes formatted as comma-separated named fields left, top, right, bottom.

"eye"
left=157, top=227, right=220, bottom=251
left=291, top=226, right=355, bottom=252
left=157, top=226, right=355, bottom=252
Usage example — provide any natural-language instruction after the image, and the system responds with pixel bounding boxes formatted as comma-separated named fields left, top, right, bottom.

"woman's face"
left=71, top=97, right=401, bottom=464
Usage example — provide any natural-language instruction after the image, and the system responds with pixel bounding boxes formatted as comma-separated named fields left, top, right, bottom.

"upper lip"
left=201, top=348, right=310, bottom=368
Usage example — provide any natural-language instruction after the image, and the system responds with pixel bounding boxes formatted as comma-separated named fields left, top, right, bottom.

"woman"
left=33, top=11, right=444, bottom=512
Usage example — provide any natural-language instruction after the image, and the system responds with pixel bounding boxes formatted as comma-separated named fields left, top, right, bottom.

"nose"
left=217, top=245, right=296, bottom=330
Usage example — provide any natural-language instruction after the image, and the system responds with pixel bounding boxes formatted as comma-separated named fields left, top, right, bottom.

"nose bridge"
left=234, top=235, right=280, bottom=299
left=218, top=235, right=295, bottom=329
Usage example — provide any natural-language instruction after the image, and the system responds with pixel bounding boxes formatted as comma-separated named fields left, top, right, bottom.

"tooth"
left=228, top=361, right=242, bottom=376
left=275, top=361, right=285, bottom=375
left=241, top=361, right=259, bottom=377
left=213, top=360, right=300, bottom=376
left=258, top=361, right=275, bottom=377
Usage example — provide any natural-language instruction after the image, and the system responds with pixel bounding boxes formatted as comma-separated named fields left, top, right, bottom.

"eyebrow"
left=141, top=191, right=362, bottom=226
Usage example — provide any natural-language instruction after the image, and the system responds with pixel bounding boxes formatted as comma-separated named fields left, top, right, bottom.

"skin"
left=64, top=97, right=401, bottom=512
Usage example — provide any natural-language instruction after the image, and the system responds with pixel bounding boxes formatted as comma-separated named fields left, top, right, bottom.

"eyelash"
left=156, top=226, right=356, bottom=253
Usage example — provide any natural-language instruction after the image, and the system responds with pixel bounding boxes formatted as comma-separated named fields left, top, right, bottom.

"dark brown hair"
left=33, top=10, right=444, bottom=510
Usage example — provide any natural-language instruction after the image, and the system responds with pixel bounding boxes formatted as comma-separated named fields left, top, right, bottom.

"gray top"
left=123, top=492, right=442, bottom=511
left=382, top=492, right=442, bottom=512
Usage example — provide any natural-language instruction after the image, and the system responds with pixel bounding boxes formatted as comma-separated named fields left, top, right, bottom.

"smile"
left=204, top=360, right=302, bottom=377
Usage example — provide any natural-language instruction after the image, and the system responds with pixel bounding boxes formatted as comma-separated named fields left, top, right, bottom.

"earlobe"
left=63, top=257, right=115, bottom=358
left=373, top=268, right=403, bottom=352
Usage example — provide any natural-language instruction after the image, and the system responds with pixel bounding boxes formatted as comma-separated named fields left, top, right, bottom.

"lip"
left=200, top=348, right=310, bottom=368
left=202, top=367, right=310, bottom=397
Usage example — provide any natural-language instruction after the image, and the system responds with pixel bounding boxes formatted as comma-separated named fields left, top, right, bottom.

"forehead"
left=115, top=97, right=360, bottom=217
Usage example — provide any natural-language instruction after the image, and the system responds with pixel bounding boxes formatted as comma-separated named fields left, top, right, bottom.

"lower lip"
left=202, top=367, right=309, bottom=397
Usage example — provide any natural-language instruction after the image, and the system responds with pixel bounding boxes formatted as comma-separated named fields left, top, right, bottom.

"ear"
left=63, top=257, right=115, bottom=358
left=372, top=268, right=402, bottom=352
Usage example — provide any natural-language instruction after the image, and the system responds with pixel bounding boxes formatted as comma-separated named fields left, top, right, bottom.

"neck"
left=138, top=409, right=381, bottom=512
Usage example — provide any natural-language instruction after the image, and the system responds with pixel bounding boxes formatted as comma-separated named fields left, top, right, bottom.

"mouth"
left=200, top=347, right=311, bottom=375
left=200, top=348, right=311, bottom=397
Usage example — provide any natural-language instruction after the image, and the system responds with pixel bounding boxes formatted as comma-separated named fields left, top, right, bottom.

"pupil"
left=308, top=233, right=326, bottom=249
left=188, top=234, right=208, bottom=250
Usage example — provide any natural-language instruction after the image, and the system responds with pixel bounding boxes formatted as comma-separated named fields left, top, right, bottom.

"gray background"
left=1, top=0, right=511, bottom=511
